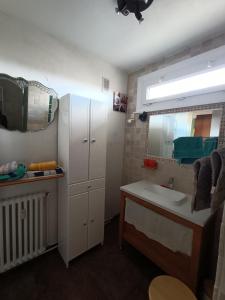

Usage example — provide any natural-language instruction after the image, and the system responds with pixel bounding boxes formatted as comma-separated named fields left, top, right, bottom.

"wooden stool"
left=149, top=276, right=197, bottom=300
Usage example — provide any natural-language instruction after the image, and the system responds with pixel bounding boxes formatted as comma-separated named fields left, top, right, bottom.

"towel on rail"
left=203, top=137, right=218, bottom=156
left=173, top=137, right=203, bottom=164
left=211, top=148, right=225, bottom=212
left=125, top=199, right=193, bottom=256
left=192, top=156, right=212, bottom=212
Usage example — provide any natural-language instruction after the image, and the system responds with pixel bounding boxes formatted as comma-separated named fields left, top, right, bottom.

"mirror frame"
left=146, top=104, right=225, bottom=160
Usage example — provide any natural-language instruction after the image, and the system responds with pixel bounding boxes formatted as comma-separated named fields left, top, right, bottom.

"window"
left=146, top=66, right=225, bottom=102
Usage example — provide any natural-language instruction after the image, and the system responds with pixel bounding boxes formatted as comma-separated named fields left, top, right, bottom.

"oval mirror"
left=0, top=74, right=58, bottom=132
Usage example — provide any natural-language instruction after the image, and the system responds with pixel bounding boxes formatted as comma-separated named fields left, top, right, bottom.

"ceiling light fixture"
left=115, top=0, right=154, bottom=23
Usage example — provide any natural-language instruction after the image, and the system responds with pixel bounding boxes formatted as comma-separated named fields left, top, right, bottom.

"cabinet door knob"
left=91, top=138, right=96, bottom=143
left=82, top=138, right=88, bottom=143
left=90, top=219, right=95, bottom=223
left=83, top=222, right=87, bottom=226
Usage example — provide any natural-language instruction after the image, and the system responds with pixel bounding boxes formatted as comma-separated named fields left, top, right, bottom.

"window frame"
left=136, top=45, right=225, bottom=113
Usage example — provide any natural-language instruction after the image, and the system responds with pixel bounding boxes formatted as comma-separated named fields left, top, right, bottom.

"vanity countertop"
left=120, top=180, right=212, bottom=227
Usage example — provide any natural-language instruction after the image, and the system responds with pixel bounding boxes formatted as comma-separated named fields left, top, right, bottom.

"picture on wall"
left=113, top=92, right=128, bottom=113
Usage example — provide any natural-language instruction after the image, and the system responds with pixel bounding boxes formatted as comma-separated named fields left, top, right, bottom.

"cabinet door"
left=69, top=96, right=90, bottom=184
left=89, top=101, right=107, bottom=180
left=69, top=193, right=88, bottom=260
left=88, top=188, right=105, bottom=249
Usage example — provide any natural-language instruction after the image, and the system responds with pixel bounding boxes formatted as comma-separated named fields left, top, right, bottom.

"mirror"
left=148, top=109, right=222, bottom=162
left=0, top=74, right=58, bottom=132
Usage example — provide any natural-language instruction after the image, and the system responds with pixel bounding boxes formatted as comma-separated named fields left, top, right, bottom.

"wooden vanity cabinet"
left=119, top=190, right=214, bottom=293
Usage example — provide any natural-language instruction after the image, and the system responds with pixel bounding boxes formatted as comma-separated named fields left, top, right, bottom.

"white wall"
left=0, top=11, right=128, bottom=244
left=105, top=111, right=126, bottom=219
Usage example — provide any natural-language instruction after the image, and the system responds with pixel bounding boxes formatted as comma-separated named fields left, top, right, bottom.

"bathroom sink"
left=143, top=182, right=187, bottom=206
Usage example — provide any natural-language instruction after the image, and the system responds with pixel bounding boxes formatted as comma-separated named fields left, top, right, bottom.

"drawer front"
left=70, top=178, right=105, bottom=196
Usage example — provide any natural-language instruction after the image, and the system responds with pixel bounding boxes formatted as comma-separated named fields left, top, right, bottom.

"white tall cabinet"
left=58, top=94, right=107, bottom=266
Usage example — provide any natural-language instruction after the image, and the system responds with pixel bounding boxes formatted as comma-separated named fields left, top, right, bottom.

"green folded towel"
left=179, top=158, right=197, bottom=164
left=173, top=137, right=204, bottom=162
left=203, top=137, right=218, bottom=156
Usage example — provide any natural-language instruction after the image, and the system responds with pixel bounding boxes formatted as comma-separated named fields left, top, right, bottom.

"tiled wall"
left=124, top=33, right=225, bottom=195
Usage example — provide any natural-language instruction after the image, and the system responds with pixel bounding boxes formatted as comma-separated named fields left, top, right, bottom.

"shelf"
left=0, top=173, right=64, bottom=188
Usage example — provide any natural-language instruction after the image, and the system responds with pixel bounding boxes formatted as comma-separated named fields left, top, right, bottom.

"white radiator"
left=0, top=192, right=47, bottom=273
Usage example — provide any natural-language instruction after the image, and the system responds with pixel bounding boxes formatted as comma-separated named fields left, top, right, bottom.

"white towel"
left=0, top=161, right=18, bottom=175
left=125, top=199, right=193, bottom=256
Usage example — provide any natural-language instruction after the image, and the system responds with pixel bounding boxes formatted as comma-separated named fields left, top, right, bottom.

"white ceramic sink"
left=143, top=182, right=187, bottom=206
left=121, top=181, right=211, bottom=226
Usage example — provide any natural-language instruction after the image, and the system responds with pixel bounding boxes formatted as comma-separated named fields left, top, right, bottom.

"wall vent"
left=102, top=77, right=110, bottom=92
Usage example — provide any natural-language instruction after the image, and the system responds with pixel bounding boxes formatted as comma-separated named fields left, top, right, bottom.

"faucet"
left=168, top=177, right=174, bottom=189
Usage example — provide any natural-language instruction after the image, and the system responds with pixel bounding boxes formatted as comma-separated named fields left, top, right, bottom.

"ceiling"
left=0, top=0, right=225, bottom=72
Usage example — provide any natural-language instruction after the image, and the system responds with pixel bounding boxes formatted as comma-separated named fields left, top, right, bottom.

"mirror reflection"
left=148, top=109, right=222, bottom=162
left=0, top=74, right=58, bottom=132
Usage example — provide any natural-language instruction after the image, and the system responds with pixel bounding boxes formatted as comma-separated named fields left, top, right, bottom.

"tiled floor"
left=0, top=218, right=163, bottom=300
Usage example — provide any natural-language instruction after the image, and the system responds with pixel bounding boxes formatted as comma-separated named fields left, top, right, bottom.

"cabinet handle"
left=83, top=222, right=87, bottom=226
left=88, top=185, right=91, bottom=189
left=91, top=138, right=96, bottom=143
left=90, top=219, right=95, bottom=223
left=82, top=138, right=88, bottom=143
